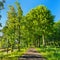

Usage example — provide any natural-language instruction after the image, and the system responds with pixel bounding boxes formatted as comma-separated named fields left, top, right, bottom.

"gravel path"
left=18, top=48, right=46, bottom=60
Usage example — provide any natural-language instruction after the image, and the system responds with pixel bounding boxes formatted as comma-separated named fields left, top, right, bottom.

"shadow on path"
left=18, top=48, right=46, bottom=60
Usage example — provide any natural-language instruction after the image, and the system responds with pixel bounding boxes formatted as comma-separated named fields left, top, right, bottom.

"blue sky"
left=0, top=0, right=60, bottom=27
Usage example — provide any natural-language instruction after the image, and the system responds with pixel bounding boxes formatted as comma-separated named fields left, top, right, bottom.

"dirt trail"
left=18, top=48, right=46, bottom=60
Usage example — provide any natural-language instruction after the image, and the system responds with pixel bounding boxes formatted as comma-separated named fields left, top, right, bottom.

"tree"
left=3, top=1, right=23, bottom=52
left=15, top=1, right=23, bottom=51
left=6, top=5, right=17, bottom=52
left=26, top=5, right=54, bottom=46
left=2, top=26, right=10, bottom=53
left=53, top=21, right=60, bottom=47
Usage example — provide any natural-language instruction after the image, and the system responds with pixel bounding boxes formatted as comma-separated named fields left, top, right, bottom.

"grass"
left=0, top=48, right=28, bottom=60
left=0, top=46, right=60, bottom=60
left=36, top=47, right=60, bottom=60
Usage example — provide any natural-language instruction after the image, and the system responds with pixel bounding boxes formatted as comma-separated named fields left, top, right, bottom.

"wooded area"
left=0, top=0, right=60, bottom=60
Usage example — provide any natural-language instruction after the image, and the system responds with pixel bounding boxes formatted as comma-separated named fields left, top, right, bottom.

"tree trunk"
left=38, top=39, right=39, bottom=47
left=7, top=47, right=8, bottom=54
left=18, top=42, right=20, bottom=51
left=38, top=39, right=40, bottom=47
left=18, top=24, right=20, bottom=51
left=11, top=45, right=13, bottom=52
left=42, top=34, right=45, bottom=46
left=18, top=36, right=20, bottom=51
left=37, top=35, right=40, bottom=47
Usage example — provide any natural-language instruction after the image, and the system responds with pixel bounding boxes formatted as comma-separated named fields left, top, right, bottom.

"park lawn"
left=36, top=47, right=60, bottom=60
left=0, top=48, right=28, bottom=60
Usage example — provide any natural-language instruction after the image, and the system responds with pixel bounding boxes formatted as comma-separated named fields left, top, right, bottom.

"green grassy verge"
left=36, top=47, right=60, bottom=60
left=0, top=48, right=28, bottom=60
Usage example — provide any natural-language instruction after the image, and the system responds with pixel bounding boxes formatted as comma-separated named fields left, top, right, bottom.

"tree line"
left=0, top=1, right=60, bottom=53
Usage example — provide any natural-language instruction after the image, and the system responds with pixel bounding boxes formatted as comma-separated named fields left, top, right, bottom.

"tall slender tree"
left=6, top=6, right=17, bottom=52
left=15, top=1, right=23, bottom=51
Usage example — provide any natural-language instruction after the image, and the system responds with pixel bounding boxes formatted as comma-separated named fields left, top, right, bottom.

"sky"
left=0, top=0, right=60, bottom=27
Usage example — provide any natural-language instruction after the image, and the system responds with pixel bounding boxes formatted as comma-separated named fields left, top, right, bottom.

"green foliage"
left=25, top=5, right=54, bottom=46
left=0, top=1, right=60, bottom=59
left=0, top=1, right=4, bottom=10
left=36, top=47, right=60, bottom=60
left=2, top=1, right=23, bottom=52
